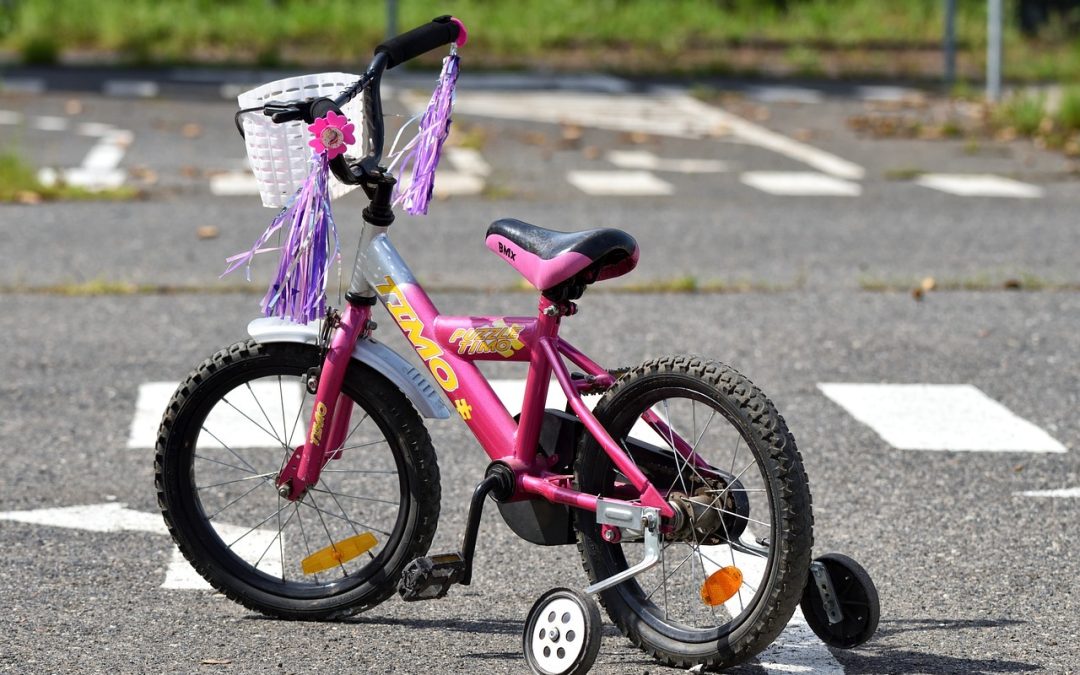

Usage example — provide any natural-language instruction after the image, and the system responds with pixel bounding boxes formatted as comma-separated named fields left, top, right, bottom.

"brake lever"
left=262, top=102, right=305, bottom=124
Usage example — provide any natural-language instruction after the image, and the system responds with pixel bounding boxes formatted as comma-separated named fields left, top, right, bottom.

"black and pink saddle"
left=485, top=219, right=639, bottom=299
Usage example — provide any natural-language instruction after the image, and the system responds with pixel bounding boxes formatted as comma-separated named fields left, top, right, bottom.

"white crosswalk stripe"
left=915, top=173, right=1043, bottom=198
left=1015, top=487, right=1080, bottom=498
left=741, top=171, right=862, bottom=196
left=566, top=169, right=673, bottom=196
left=607, top=150, right=729, bottom=173
left=818, top=383, right=1067, bottom=453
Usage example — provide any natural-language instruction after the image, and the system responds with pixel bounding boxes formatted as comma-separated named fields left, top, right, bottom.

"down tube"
left=364, top=234, right=517, bottom=460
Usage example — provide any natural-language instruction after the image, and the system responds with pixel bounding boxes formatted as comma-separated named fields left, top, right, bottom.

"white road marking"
left=0, top=78, right=45, bottom=95
left=33, top=115, right=68, bottom=132
left=434, top=171, right=485, bottom=196
left=857, top=85, right=922, bottom=103
left=1015, top=487, right=1080, bottom=498
left=127, top=380, right=306, bottom=449
left=445, top=147, right=491, bottom=176
left=450, top=90, right=864, bottom=179
left=0, top=110, right=22, bottom=124
left=37, top=128, right=133, bottom=191
left=607, top=150, right=729, bottom=173
left=75, top=122, right=115, bottom=137
left=746, top=85, right=825, bottom=105
left=741, top=171, right=861, bottom=196
left=674, top=95, right=866, bottom=180
left=818, top=383, right=1067, bottom=453
left=915, top=174, right=1043, bottom=198
left=209, top=171, right=262, bottom=196
left=0, top=503, right=278, bottom=591
left=567, top=169, right=674, bottom=196
left=103, top=80, right=160, bottom=98
left=0, top=502, right=165, bottom=534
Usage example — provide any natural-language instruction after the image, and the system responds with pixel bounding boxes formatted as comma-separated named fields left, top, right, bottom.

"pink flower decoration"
left=307, top=110, right=355, bottom=159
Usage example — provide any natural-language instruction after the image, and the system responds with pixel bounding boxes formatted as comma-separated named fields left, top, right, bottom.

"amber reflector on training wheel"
left=700, top=566, right=743, bottom=606
left=301, top=532, right=378, bottom=575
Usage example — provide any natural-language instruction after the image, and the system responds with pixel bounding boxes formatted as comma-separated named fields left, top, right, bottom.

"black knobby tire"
left=575, top=356, right=814, bottom=670
left=155, top=340, right=440, bottom=619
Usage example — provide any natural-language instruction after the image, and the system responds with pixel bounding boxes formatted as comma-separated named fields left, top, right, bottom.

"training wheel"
left=523, top=587, right=602, bottom=675
left=801, top=552, right=880, bottom=649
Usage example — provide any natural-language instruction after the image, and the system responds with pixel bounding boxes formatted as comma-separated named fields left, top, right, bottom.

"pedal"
left=397, top=553, right=466, bottom=602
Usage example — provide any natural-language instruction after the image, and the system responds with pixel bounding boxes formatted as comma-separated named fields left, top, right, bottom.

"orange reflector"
left=700, top=566, right=743, bottom=606
left=301, top=532, right=377, bottom=575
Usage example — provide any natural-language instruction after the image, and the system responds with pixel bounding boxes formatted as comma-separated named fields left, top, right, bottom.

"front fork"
left=276, top=301, right=372, bottom=500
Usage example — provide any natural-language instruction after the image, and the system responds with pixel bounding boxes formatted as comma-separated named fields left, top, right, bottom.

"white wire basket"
left=237, top=72, right=364, bottom=208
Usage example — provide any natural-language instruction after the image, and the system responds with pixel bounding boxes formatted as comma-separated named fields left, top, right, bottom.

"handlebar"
left=374, top=15, right=466, bottom=70
left=241, top=16, right=466, bottom=188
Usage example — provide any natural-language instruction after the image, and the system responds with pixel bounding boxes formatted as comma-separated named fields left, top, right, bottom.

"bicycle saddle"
left=485, top=218, right=639, bottom=292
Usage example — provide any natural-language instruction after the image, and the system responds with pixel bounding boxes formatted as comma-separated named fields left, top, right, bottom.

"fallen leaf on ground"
left=182, top=123, right=203, bottom=139
left=16, top=191, right=43, bottom=205
left=920, top=277, right=936, bottom=292
left=196, top=226, right=220, bottom=239
left=65, top=99, right=83, bottom=116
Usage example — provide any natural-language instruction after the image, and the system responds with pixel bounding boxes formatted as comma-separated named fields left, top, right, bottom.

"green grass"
left=994, top=92, right=1047, bottom=135
left=4, top=0, right=1080, bottom=79
left=0, top=151, right=138, bottom=202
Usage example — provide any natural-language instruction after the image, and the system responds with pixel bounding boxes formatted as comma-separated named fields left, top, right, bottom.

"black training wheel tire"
left=801, top=553, right=879, bottom=649
left=523, top=588, right=602, bottom=675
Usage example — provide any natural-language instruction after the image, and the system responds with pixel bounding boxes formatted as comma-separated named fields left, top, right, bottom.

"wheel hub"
left=668, top=476, right=749, bottom=545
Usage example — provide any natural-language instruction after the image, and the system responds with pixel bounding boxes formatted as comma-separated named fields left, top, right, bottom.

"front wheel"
left=575, top=356, right=814, bottom=670
left=155, top=340, right=441, bottom=619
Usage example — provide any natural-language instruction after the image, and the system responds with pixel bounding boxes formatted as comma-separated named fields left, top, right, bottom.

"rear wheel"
left=575, top=356, right=813, bottom=670
left=155, top=340, right=440, bottom=619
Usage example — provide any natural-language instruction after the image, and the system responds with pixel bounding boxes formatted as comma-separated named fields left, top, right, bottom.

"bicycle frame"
left=276, top=225, right=680, bottom=520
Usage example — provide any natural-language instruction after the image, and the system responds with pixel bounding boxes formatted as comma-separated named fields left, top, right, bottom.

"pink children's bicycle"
left=155, top=17, right=879, bottom=674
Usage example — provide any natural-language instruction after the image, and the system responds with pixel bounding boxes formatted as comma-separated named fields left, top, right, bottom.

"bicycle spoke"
left=246, top=382, right=284, bottom=448
left=194, top=453, right=258, bottom=475
left=295, top=498, right=393, bottom=537
left=321, top=469, right=397, bottom=475
left=339, top=412, right=370, bottom=448
left=220, top=396, right=285, bottom=448
left=337, top=439, right=389, bottom=452
left=295, top=502, right=319, bottom=584
left=286, top=387, right=309, bottom=450
left=306, top=492, right=349, bottom=578
left=197, top=472, right=277, bottom=490
left=308, top=487, right=397, bottom=506
left=226, top=500, right=292, bottom=549
left=199, top=427, right=260, bottom=475
left=206, top=478, right=270, bottom=521
left=643, top=544, right=696, bottom=602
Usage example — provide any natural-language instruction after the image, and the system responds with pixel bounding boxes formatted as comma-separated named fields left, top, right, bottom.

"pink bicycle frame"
left=279, top=230, right=681, bottom=520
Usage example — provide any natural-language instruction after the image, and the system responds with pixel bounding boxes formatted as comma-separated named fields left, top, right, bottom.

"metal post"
left=944, top=0, right=957, bottom=85
left=987, top=0, right=1003, bottom=101
left=386, top=0, right=398, bottom=41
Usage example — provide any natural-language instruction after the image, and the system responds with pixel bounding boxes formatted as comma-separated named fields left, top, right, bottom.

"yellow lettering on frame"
left=376, top=276, right=459, bottom=392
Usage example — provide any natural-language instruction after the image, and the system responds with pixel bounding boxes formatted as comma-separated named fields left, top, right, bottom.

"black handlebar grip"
left=375, top=15, right=461, bottom=69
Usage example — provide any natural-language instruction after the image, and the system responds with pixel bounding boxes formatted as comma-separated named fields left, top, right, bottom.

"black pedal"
left=397, top=553, right=466, bottom=602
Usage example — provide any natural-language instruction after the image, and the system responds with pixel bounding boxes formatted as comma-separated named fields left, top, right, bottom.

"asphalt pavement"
left=0, top=74, right=1077, bottom=674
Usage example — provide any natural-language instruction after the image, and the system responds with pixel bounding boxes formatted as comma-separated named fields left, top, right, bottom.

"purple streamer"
left=222, top=153, right=340, bottom=324
left=393, top=53, right=459, bottom=215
